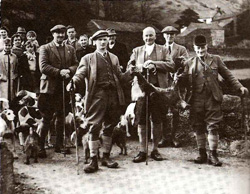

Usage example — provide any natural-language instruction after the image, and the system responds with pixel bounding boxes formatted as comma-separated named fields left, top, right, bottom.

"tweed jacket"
left=183, top=53, right=243, bottom=103
left=128, top=44, right=174, bottom=88
left=72, top=51, right=133, bottom=113
left=165, top=42, right=189, bottom=61
left=39, top=41, right=78, bottom=94
left=0, top=51, right=18, bottom=100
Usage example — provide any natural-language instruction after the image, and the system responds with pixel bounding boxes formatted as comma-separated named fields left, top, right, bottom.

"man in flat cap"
left=67, top=30, right=135, bottom=173
left=159, top=26, right=189, bottom=148
left=106, top=29, right=129, bottom=73
left=106, top=28, right=131, bottom=108
left=182, top=35, right=248, bottom=166
left=63, top=25, right=80, bottom=50
left=127, top=27, right=175, bottom=163
left=38, top=24, right=78, bottom=158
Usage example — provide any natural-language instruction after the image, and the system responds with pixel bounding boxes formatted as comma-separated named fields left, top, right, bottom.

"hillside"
left=143, top=0, right=247, bottom=26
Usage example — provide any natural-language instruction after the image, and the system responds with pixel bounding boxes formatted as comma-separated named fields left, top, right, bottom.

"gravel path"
left=14, top=140, right=250, bottom=194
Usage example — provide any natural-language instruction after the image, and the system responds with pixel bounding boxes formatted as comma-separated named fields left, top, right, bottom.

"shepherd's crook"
left=69, top=80, right=80, bottom=175
left=62, top=78, right=67, bottom=157
left=145, top=69, right=150, bottom=165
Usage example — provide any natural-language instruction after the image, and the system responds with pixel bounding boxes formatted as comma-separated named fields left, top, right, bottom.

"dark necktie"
left=168, top=45, right=171, bottom=54
left=7, top=54, right=11, bottom=101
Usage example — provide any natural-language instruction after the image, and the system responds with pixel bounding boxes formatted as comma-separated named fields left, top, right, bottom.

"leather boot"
left=101, top=153, right=119, bottom=168
left=158, top=139, right=168, bottom=148
left=133, top=151, right=147, bottom=163
left=208, top=150, right=222, bottom=166
left=84, top=156, right=99, bottom=173
left=194, top=148, right=207, bottom=164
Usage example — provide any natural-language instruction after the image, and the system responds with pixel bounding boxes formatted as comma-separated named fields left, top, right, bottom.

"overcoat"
left=0, top=51, right=18, bottom=100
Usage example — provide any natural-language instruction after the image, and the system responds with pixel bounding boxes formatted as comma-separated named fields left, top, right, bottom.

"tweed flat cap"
left=106, top=28, right=117, bottom=36
left=161, top=26, right=178, bottom=34
left=193, top=35, right=207, bottom=46
left=50, top=25, right=66, bottom=33
left=91, top=30, right=109, bottom=41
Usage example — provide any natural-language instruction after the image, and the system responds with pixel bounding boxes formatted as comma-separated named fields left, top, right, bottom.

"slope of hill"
left=147, top=0, right=247, bottom=26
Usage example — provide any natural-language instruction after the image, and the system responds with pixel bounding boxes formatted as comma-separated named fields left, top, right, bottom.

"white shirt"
left=145, top=43, right=155, bottom=56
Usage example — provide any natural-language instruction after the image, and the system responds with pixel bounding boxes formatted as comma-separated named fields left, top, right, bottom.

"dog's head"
left=1, top=109, right=15, bottom=122
left=0, top=98, right=9, bottom=113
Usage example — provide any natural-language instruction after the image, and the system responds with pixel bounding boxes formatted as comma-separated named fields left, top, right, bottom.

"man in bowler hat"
left=38, top=24, right=78, bottom=158
left=182, top=35, right=248, bottom=166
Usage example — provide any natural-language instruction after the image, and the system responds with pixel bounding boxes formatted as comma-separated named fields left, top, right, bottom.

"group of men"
left=18, top=23, right=248, bottom=173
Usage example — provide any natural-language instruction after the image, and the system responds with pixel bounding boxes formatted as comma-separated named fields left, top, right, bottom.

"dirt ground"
left=13, top=139, right=250, bottom=194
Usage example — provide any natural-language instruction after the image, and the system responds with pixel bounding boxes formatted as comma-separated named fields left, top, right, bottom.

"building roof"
left=217, top=18, right=234, bottom=27
left=177, top=22, right=224, bottom=37
left=87, top=19, right=161, bottom=33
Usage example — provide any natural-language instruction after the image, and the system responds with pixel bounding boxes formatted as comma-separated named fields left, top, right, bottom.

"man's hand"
left=128, top=65, right=140, bottom=75
left=66, top=81, right=76, bottom=92
left=143, top=60, right=156, bottom=71
left=240, top=87, right=249, bottom=96
left=60, top=69, right=70, bottom=78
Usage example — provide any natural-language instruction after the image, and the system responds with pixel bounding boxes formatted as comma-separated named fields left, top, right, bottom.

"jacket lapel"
left=205, top=53, right=214, bottom=66
left=138, top=46, right=146, bottom=71
left=155, top=44, right=161, bottom=61
left=64, top=45, right=70, bottom=65
left=49, top=42, right=61, bottom=61
left=171, top=43, right=179, bottom=59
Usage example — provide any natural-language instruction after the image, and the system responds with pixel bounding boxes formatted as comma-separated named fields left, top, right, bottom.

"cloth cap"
left=193, top=35, right=207, bottom=46
left=17, top=27, right=26, bottom=34
left=106, top=28, right=117, bottom=36
left=50, top=25, right=66, bottom=33
left=91, top=30, right=109, bottom=41
left=161, top=26, right=178, bottom=34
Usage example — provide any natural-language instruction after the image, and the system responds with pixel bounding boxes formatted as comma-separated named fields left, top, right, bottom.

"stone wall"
left=0, top=142, right=14, bottom=194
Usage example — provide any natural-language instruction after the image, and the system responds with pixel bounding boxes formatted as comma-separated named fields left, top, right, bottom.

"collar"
left=53, top=41, right=64, bottom=47
left=67, top=38, right=77, bottom=44
left=109, top=42, right=115, bottom=49
left=3, top=50, right=12, bottom=55
left=96, top=50, right=108, bottom=57
left=165, top=42, right=174, bottom=48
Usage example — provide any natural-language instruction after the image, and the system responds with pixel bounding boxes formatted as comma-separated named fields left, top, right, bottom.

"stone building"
left=176, top=22, right=225, bottom=49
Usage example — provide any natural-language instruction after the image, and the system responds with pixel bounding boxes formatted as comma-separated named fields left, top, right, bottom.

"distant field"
left=230, top=68, right=250, bottom=80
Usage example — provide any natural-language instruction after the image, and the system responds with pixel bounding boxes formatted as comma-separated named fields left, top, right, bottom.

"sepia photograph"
left=0, top=0, right=250, bottom=193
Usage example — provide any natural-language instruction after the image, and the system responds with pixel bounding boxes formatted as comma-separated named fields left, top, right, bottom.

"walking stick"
left=62, top=78, right=67, bottom=157
left=69, top=80, right=80, bottom=175
left=145, top=68, right=150, bottom=165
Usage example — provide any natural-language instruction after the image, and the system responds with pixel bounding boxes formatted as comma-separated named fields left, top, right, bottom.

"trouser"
left=136, top=93, right=164, bottom=152
left=38, top=89, right=70, bottom=150
left=190, top=88, right=223, bottom=150
left=85, top=87, right=122, bottom=156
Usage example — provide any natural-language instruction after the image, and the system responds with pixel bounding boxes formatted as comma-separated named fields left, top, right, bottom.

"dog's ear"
left=0, top=111, right=7, bottom=121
